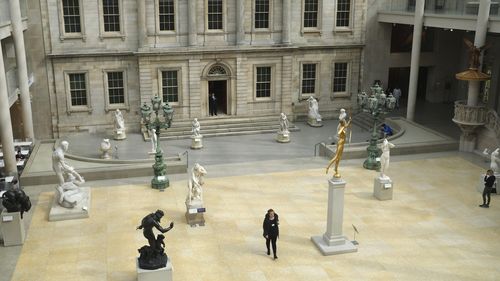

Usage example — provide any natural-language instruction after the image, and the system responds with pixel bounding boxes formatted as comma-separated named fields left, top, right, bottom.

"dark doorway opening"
left=208, top=80, right=227, bottom=116
left=388, top=66, right=429, bottom=106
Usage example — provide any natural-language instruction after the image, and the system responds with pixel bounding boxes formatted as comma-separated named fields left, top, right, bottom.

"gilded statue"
left=326, top=115, right=352, bottom=178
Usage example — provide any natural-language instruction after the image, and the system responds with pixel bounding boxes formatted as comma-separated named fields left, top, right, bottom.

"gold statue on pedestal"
left=326, top=113, right=352, bottom=178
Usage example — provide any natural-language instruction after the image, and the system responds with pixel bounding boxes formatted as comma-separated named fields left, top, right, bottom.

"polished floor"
left=10, top=155, right=500, bottom=281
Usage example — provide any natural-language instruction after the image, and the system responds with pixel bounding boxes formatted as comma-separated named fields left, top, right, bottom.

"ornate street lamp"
left=140, top=96, right=174, bottom=190
left=357, top=84, right=396, bottom=170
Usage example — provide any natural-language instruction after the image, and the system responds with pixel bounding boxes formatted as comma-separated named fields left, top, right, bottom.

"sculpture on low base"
left=99, top=139, right=112, bottom=159
left=136, top=210, right=174, bottom=270
left=52, top=141, right=86, bottom=208
left=113, top=109, right=127, bottom=140
left=1, top=189, right=31, bottom=218
left=379, top=138, right=395, bottom=179
left=186, top=163, right=207, bottom=225
left=483, top=148, right=499, bottom=173
left=191, top=118, right=203, bottom=149
left=307, top=96, right=323, bottom=127
left=276, top=113, right=290, bottom=143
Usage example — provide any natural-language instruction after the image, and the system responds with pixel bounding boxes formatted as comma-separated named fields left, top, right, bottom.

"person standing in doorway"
left=480, top=169, right=496, bottom=208
left=209, top=93, right=217, bottom=116
left=262, top=209, right=279, bottom=260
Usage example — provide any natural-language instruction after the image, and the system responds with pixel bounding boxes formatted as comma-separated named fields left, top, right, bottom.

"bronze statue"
left=463, top=38, right=490, bottom=70
left=326, top=116, right=352, bottom=178
left=2, top=189, right=31, bottom=218
left=136, top=210, right=174, bottom=270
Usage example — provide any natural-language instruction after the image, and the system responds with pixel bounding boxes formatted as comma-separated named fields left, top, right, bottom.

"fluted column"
left=236, top=0, right=245, bottom=45
left=188, top=0, right=198, bottom=46
left=282, top=0, right=291, bottom=44
left=9, top=0, right=34, bottom=140
left=0, top=43, right=18, bottom=175
left=137, top=0, right=147, bottom=47
left=406, top=0, right=425, bottom=121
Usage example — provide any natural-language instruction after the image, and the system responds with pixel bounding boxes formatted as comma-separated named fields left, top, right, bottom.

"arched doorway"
left=206, top=64, right=230, bottom=116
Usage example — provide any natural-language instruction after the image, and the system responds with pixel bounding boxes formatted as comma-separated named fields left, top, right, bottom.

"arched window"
left=208, top=65, right=227, bottom=76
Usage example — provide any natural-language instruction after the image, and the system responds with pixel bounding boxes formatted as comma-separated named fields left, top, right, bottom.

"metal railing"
left=381, top=0, right=500, bottom=17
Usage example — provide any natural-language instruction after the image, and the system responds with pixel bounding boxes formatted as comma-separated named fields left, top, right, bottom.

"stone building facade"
left=29, top=0, right=366, bottom=138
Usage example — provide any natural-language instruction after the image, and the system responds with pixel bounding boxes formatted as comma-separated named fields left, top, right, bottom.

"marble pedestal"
left=114, top=130, right=126, bottom=140
left=477, top=173, right=499, bottom=194
left=49, top=187, right=91, bottom=221
left=185, top=201, right=205, bottom=226
left=374, top=177, right=393, bottom=201
left=311, top=178, right=357, bottom=255
left=190, top=136, right=203, bottom=149
left=276, top=132, right=290, bottom=143
left=1, top=210, right=25, bottom=246
left=137, top=258, right=173, bottom=281
left=307, top=117, right=323, bottom=127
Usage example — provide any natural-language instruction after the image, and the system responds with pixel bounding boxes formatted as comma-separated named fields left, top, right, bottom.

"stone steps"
left=149, top=115, right=300, bottom=140
left=352, top=111, right=374, bottom=131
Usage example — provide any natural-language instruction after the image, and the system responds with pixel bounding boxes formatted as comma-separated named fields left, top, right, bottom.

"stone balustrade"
left=452, top=100, right=488, bottom=125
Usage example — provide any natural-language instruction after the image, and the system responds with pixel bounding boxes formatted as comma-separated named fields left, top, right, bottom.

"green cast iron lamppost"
left=357, top=84, right=396, bottom=170
left=140, top=96, right=174, bottom=190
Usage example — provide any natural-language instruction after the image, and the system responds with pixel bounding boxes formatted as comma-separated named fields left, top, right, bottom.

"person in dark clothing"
left=480, top=169, right=496, bottom=208
left=262, top=209, right=279, bottom=259
left=209, top=93, right=217, bottom=116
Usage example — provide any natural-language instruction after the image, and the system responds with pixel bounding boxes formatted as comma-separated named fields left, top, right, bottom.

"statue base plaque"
left=373, top=177, right=393, bottom=201
left=185, top=202, right=205, bottom=226
left=49, top=187, right=91, bottom=221
left=1, top=210, right=25, bottom=246
left=477, top=173, right=499, bottom=194
left=276, top=132, right=290, bottom=143
left=190, top=136, right=203, bottom=149
left=311, top=178, right=357, bottom=255
left=307, top=117, right=323, bottom=127
left=137, top=257, right=173, bottom=281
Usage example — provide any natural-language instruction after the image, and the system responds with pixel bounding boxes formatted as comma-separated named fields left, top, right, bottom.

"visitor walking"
left=262, top=209, right=279, bottom=259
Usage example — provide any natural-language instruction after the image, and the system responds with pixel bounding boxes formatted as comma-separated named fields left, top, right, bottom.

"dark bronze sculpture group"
left=136, top=210, right=174, bottom=270
left=2, top=189, right=31, bottom=218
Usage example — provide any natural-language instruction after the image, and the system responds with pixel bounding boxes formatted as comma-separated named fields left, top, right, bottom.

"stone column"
left=188, top=0, right=198, bottom=46
left=311, top=178, right=357, bottom=255
left=9, top=0, right=34, bottom=140
left=282, top=0, right=291, bottom=45
left=406, top=0, right=425, bottom=121
left=236, top=0, right=245, bottom=45
left=0, top=44, right=18, bottom=175
left=467, top=0, right=491, bottom=106
left=137, top=0, right=147, bottom=48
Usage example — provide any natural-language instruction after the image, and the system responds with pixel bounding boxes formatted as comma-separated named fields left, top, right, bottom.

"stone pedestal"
left=1, top=210, right=25, bottom=246
left=137, top=258, right=173, bottom=281
left=311, top=178, right=357, bottom=255
left=307, top=117, right=323, bottom=127
left=477, top=173, right=499, bottom=194
left=185, top=201, right=205, bottom=226
left=373, top=177, right=393, bottom=201
left=114, top=129, right=126, bottom=140
left=276, top=132, right=290, bottom=143
left=190, top=136, right=203, bottom=149
left=49, top=187, right=91, bottom=221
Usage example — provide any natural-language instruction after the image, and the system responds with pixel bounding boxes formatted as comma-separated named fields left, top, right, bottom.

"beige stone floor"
left=11, top=156, right=500, bottom=281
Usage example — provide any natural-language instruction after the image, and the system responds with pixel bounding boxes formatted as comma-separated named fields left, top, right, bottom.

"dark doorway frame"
left=208, top=80, right=228, bottom=115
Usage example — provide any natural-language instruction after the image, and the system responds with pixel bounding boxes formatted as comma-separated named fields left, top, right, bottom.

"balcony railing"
left=382, top=0, right=500, bottom=17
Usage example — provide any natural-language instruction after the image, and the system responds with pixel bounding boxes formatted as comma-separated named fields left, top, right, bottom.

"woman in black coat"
left=262, top=209, right=279, bottom=259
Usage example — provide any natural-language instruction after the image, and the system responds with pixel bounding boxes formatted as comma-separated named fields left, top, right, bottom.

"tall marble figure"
left=379, top=138, right=396, bottom=179
left=191, top=118, right=203, bottom=149
left=374, top=138, right=395, bottom=200
left=307, top=96, right=323, bottom=127
left=185, top=163, right=208, bottom=226
left=276, top=113, right=290, bottom=143
left=113, top=109, right=127, bottom=140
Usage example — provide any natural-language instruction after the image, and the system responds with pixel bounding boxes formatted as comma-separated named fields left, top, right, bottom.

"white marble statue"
left=186, top=163, right=207, bottom=205
left=192, top=118, right=201, bottom=137
left=113, top=109, right=126, bottom=140
left=279, top=113, right=289, bottom=134
left=484, top=148, right=500, bottom=173
left=99, top=139, right=112, bottom=159
left=379, top=138, right=396, bottom=179
left=52, top=141, right=85, bottom=208
left=308, top=96, right=322, bottom=121
left=149, top=128, right=158, bottom=152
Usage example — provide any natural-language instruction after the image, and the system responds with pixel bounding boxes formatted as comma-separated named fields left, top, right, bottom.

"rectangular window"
left=255, top=0, right=269, bottom=29
left=207, top=0, right=223, bottom=30
left=162, top=71, right=179, bottom=103
left=103, top=0, right=121, bottom=32
left=333, top=63, right=348, bottom=93
left=336, top=0, right=351, bottom=27
left=302, top=64, right=317, bottom=95
left=69, top=73, right=87, bottom=106
left=304, top=0, right=318, bottom=28
left=159, top=0, right=175, bottom=31
left=62, top=0, right=82, bottom=33
left=107, top=72, right=125, bottom=104
left=256, top=67, right=272, bottom=98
